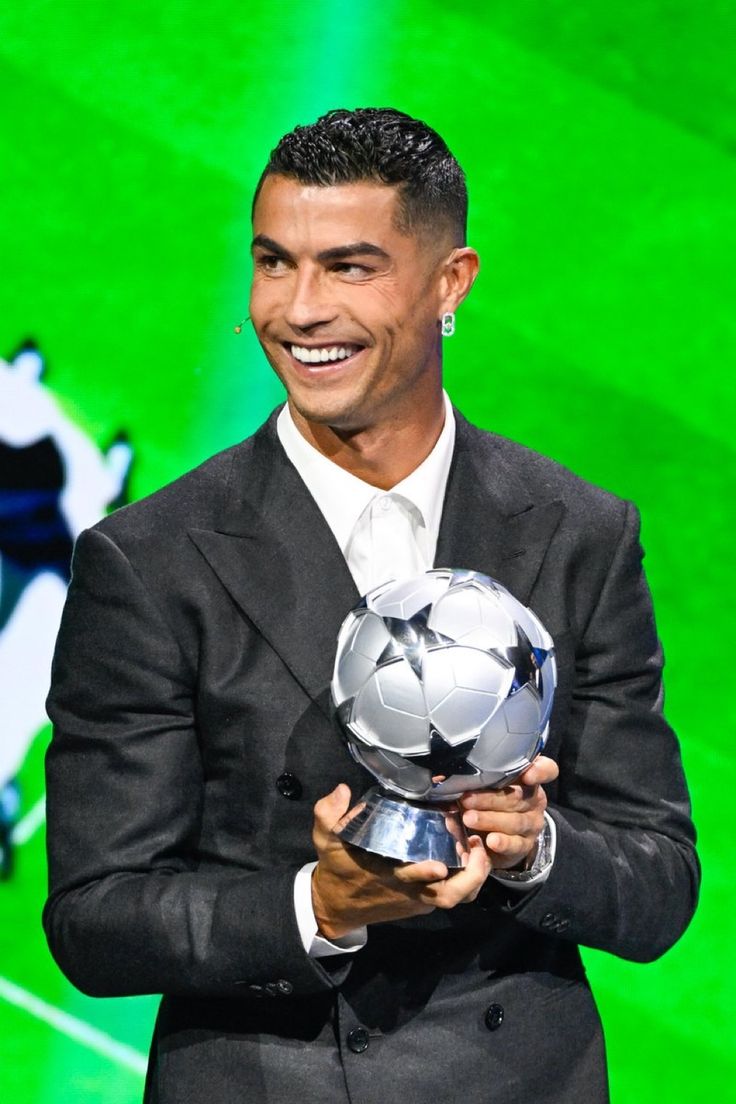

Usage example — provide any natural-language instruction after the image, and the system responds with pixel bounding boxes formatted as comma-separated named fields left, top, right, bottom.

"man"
left=44, top=109, right=698, bottom=1103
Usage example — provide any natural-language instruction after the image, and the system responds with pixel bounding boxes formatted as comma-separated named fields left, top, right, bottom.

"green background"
left=1, top=1, right=733, bottom=1100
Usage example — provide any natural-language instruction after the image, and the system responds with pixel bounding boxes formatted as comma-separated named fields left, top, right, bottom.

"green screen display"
left=0, top=2, right=733, bottom=1100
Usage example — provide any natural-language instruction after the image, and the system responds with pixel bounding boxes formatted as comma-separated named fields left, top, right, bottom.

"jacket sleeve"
left=497, top=501, right=700, bottom=961
left=43, top=526, right=343, bottom=999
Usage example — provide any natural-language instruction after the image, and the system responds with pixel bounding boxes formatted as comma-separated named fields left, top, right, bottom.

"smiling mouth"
left=286, top=342, right=363, bottom=365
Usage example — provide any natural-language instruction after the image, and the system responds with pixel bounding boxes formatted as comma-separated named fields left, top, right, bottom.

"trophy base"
left=336, top=786, right=468, bottom=868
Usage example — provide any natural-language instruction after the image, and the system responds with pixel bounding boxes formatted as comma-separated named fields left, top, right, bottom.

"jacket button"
left=556, top=918, right=570, bottom=932
left=540, top=912, right=558, bottom=929
left=346, top=1026, right=370, bottom=1053
left=276, top=979, right=293, bottom=995
left=276, top=772, right=302, bottom=800
left=484, top=1003, right=504, bottom=1032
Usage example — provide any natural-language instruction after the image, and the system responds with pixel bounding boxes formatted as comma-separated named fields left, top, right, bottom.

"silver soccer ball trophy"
left=331, top=569, right=556, bottom=867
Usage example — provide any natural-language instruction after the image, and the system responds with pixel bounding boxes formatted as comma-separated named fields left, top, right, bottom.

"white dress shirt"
left=276, top=395, right=554, bottom=957
left=276, top=394, right=455, bottom=595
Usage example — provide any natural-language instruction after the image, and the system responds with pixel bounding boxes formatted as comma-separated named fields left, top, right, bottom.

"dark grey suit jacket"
left=44, top=410, right=699, bottom=1104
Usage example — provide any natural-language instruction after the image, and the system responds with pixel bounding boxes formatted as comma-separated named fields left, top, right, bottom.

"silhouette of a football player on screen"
left=0, top=343, right=133, bottom=878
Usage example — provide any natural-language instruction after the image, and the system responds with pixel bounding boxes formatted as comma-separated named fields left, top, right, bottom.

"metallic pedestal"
left=337, top=786, right=469, bottom=868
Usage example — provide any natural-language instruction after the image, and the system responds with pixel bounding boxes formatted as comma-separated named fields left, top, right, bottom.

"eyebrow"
left=251, top=234, right=390, bottom=263
left=317, top=242, right=390, bottom=263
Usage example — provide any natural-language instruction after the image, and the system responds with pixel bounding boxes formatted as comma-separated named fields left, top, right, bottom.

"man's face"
left=249, top=175, right=450, bottom=433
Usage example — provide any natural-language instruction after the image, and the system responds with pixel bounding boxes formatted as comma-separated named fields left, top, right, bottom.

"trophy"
left=331, top=569, right=556, bottom=867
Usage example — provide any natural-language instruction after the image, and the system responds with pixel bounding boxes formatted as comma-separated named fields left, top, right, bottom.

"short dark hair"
left=254, top=108, right=467, bottom=244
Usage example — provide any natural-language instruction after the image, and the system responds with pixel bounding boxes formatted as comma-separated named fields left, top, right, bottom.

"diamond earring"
left=441, top=311, right=455, bottom=337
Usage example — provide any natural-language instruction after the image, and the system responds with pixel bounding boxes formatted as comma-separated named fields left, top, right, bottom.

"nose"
left=284, top=266, right=338, bottom=333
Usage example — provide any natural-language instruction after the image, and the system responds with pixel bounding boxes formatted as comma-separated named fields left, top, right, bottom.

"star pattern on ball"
left=405, top=726, right=480, bottom=779
left=496, top=623, right=550, bottom=697
left=378, top=604, right=455, bottom=678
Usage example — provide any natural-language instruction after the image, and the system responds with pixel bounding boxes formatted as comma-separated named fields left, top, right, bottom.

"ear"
left=438, top=247, right=480, bottom=314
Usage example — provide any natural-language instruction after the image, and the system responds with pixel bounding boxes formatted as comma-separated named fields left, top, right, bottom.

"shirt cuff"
left=488, top=811, right=557, bottom=891
left=293, top=862, right=368, bottom=958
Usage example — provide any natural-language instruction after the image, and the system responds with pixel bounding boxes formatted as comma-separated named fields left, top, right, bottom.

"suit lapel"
left=189, top=417, right=359, bottom=718
left=436, top=414, right=564, bottom=606
left=189, top=411, right=564, bottom=716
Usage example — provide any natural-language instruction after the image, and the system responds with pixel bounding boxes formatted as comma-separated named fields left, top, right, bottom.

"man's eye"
left=256, top=254, right=288, bottom=272
left=333, top=262, right=371, bottom=277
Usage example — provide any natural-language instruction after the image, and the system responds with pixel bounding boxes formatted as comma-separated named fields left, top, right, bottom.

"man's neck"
left=288, top=394, right=446, bottom=491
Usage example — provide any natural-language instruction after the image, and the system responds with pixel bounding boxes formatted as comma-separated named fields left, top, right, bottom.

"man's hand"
left=459, top=755, right=559, bottom=871
left=311, top=784, right=490, bottom=940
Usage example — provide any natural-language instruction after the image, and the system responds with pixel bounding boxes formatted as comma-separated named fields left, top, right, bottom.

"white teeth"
left=290, top=344, right=358, bottom=364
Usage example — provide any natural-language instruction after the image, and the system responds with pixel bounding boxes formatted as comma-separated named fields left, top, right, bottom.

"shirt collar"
left=276, top=393, right=456, bottom=553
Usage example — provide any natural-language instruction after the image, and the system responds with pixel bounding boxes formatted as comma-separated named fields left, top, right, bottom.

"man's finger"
left=332, top=800, right=367, bottom=834
left=485, top=831, right=531, bottom=868
left=463, top=808, right=541, bottom=838
left=459, top=758, right=556, bottom=813
left=517, top=755, right=559, bottom=786
left=418, top=836, right=490, bottom=906
left=460, top=787, right=534, bottom=813
left=313, top=784, right=352, bottom=835
left=394, top=859, right=449, bottom=885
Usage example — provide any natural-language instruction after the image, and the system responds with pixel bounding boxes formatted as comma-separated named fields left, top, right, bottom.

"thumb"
left=313, top=783, right=352, bottom=834
left=519, top=754, right=559, bottom=786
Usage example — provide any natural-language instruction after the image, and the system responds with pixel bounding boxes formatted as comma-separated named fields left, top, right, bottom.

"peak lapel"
left=189, top=420, right=359, bottom=718
left=436, top=416, right=564, bottom=608
left=187, top=413, right=564, bottom=715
